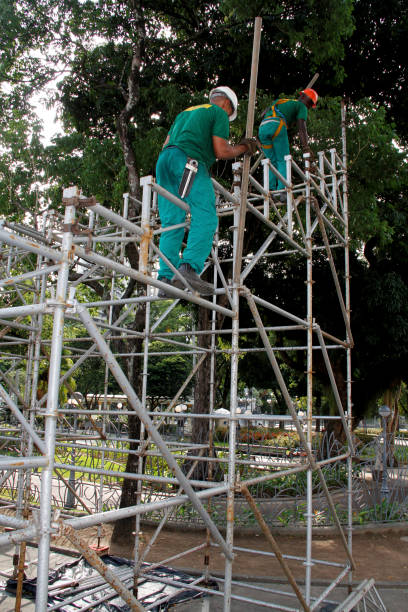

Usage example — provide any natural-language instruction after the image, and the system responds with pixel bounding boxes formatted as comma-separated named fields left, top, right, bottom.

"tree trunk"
left=318, top=365, right=348, bottom=459
left=110, top=2, right=146, bottom=549
left=110, top=341, right=144, bottom=548
left=183, top=306, right=213, bottom=481
left=115, top=0, right=144, bottom=204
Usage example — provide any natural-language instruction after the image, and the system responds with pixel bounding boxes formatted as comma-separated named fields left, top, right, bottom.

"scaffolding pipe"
left=241, top=485, right=310, bottom=612
left=35, top=200, right=74, bottom=611
left=305, top=156, right=314, bottom=604
left=233, top=16, right=262, bottom=285
left=76, top=303, right=232, bottom=561
left=0, top=525, right=38, bottom=548
left=60, top=523, right=145, bottom=611
left=244, top=290, right=355, bottom=570
left=0, top=384, right=46, bottom=453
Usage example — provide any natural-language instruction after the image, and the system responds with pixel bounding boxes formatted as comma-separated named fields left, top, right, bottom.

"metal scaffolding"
left=0, top=22, right=387, bottom=612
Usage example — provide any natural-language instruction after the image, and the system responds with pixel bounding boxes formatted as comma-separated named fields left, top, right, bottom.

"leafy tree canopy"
left=1, top=1, right=408, bottom=426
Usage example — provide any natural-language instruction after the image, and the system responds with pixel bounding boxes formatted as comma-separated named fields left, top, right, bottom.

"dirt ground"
left=58, top=523, right=408, bottom=585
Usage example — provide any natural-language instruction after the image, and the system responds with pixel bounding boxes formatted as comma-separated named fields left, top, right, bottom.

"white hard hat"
left=209, top=86, right=238, bottom=122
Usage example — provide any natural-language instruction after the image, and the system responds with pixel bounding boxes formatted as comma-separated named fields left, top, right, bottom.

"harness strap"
left=263, top=99, right=290, bottom=122
left=260, top=99, right=290, bottom=149
left=260, top=115, right=287, bottom=149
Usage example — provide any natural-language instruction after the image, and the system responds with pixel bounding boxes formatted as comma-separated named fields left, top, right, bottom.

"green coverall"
left=156, top=103, right=230, bottom=280
left=258, top=99, right=308, bottom=191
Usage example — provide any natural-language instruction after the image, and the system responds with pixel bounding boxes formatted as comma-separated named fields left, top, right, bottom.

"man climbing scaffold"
left=156, top=86, right=258, bottom=297
left=258, top=88, right=318, bottom=200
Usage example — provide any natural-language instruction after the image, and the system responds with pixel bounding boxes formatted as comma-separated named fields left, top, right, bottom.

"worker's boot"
left=172, top=263, right=214, bottom=296
left=157, top=277, right=174, bottom=298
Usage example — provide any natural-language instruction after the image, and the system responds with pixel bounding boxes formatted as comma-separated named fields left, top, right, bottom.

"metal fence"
left=2, top=425, right=406, bottom=529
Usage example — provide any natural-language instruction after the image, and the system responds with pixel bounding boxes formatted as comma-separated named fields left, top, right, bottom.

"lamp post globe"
left=379, top=405, right=391, bottom=419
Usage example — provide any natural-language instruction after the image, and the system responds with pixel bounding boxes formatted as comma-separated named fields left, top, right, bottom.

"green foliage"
left=304, top=97, right=408, bottom=243
left=73, top=357, right=118, bottom=398
left=0, top=0, right=359, bottom=211
left=339, top=0, right=408, bottom=140
left=0, top=110, right=46, bottom=218
left=44, top=132, right=127, bottom=210
left=354, top=499, right=406, bottom=524
left=147, top=346, right=193, bottom=401
left=246, top=462, right=350, bottom=498
left=277, top=503, right=307, bottom=525
left=143, top=302, right=194, bottom=402
left=221, top=0, right=354, bottom=82
left=1, top=2, right=408, bottom=428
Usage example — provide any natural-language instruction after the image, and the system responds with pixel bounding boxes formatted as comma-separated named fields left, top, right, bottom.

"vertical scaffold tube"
left=342, top=100, right=354, bottom=592
left=140, top=176, right=153, bottom=275
left=204, top=230, right=219, bottom=583
left=262, top=158, right=270, bottom=217
left=35, top=195, right=75, bottom=610
left=304, top=154, right=313, bottom=605
left=285, top=153, right=293, bottom=237
left=223, top=162, right=243, bottom=611
left=15, top=252, right=45, bottom=610
left=233, top=16, right=262, bottom=285
left=134, top=284, right=150, bottom=594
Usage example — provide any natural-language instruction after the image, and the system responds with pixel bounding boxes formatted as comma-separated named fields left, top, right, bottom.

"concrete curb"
left=140, top=519, right=408, bottom=537
left=171, top=568, right=408, bottom=589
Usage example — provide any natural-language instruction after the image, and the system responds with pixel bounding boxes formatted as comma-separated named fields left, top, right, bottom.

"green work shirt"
left=166, top=104, right=230, bottom=170
left=265, top=99, right=308, bottom=125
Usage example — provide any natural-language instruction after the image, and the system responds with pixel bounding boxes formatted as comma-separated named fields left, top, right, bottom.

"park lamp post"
left=379, top=404, right=391, bottom=501
left=65, top=446, right=76, bottom=510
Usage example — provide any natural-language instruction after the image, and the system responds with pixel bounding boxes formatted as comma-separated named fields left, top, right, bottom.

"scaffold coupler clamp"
left=178, top=157, right=198, bottom=199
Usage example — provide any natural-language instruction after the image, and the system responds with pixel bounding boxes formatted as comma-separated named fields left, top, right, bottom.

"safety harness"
left=260, top=99, right=290, bottom=149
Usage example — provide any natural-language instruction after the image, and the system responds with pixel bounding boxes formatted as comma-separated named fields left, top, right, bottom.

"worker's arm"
left=297, top=119, right=309, bottom=151
left=297, top=118, right=317, bottom=172
left=162, top=135, right=170, bottom=149
left=212, top=135, right=249, bottom=159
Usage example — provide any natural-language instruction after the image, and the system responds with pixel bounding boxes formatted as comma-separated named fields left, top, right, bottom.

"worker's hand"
left=308, top=162, right=319, bottom=176
left=239, top=137, right=259, bottom=156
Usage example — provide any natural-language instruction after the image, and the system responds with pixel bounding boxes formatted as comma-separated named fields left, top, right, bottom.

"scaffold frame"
left=0, top=19, right=387, bottom=612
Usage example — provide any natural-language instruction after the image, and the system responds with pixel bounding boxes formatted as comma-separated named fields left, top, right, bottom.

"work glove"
left=239, top=137, right=259, bottom=156
left=309, top=162, right=319, bottom=176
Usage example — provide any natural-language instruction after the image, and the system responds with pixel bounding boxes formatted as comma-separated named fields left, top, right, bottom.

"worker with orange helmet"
left=258, top=88, right=318, bottom=200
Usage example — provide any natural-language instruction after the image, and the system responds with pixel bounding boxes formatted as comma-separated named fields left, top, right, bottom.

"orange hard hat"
left=301, top=88, right=318, bottom=108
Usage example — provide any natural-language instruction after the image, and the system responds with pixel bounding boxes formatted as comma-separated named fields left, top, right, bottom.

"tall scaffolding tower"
left=0, top=19, right=387, bottom=612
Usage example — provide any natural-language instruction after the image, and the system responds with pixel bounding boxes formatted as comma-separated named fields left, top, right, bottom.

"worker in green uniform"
left=156, top=86, right=257, bottom=297
left=258, top=88, right=318, bottom=199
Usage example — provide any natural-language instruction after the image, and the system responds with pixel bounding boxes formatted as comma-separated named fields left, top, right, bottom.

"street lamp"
left=244, top=409, right=252, bottom=456
left=175, top=404, right=187, bottom=438
left=65, top=446, right=76, bottom=510
left=379, top=404, right=391, bottom=501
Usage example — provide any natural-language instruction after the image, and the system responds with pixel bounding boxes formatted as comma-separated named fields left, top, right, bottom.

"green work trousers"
left=258, top=119, right=290, bottom=191
left=156, top=146, right=218, bottom=279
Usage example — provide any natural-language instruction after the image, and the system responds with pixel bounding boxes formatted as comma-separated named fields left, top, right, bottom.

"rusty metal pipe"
left=60, top=523, right=144, bottom=611
left=240, top=485, right=310, bottom=612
